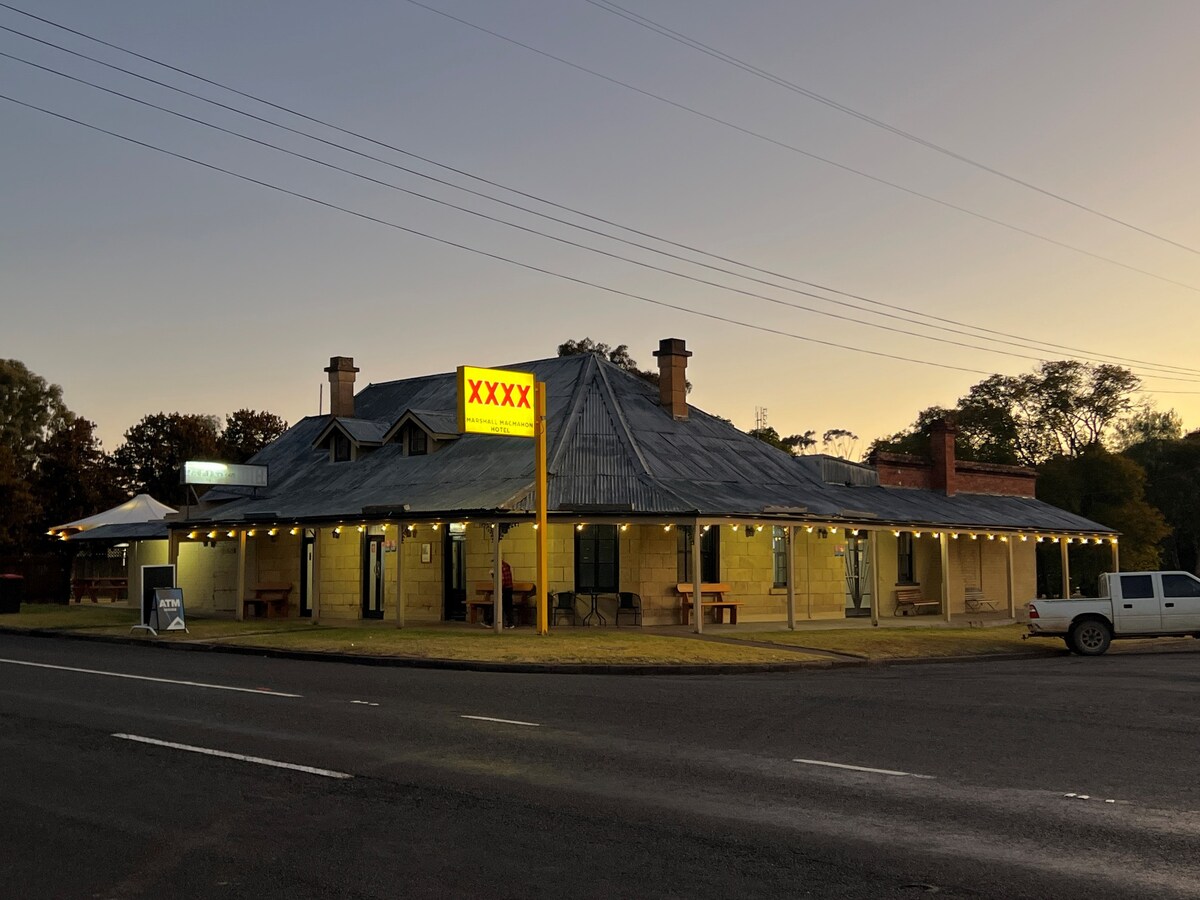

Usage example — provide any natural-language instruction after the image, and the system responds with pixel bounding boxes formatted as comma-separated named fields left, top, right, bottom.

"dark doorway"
left=361, top=532, right=384, bottom=619
left=299, top=530, right=315, bottom=617
left=443, top=526, right=467, bottom=621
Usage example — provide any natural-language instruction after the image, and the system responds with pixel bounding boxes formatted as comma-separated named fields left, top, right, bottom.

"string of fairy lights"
left=157, top=521, right=1117, bottom=547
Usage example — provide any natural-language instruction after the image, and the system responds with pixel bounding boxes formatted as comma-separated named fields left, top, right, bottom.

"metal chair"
left=552, top=591, right=579, bottom=626
left=615, top=591, right=642, bottom=626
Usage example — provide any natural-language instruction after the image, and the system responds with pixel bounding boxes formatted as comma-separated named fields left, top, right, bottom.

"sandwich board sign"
left=151, top=588, right=188, bottom=633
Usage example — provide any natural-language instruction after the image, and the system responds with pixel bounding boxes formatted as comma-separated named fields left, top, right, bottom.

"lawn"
left=2, top=603, right=137, bottom=629
left=222, top=626, right=824, bottom=665
left=728, top=624, right=1060, bottom=660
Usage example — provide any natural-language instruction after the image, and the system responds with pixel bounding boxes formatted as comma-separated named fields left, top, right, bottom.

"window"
left=896, top=532, right=915, bottom=584
left=575, top=525, right=619, bottom=592
left=678, top=526, right=719, bottom=583
left=332, top=432, right=351, bottom=462
left=1120, top=574, right=1154, bottom=599
left=407, top=426, right=428, bottom=457
left=772, top=526, right=788, bottom=588
left=1162, top=574, right=1200, bottom=598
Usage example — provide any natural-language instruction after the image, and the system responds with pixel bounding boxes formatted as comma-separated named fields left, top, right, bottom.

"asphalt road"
left=0, top=633, right=1197, bottom=899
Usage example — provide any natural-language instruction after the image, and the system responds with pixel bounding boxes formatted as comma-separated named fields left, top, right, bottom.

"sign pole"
left=535, top=382, right=549, bottom=635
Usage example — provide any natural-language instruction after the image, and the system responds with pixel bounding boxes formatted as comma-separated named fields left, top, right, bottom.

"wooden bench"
left=243, top=582, right=292, bottom=618
left=72, top=577, right=127, bottom=603
left=894, top=587, right=939, bottom=616
left=676, top=583, right=742, bottom=625
left=468, top=581, right=537, bottom=624
left=964, top=587, right=997, bottom=612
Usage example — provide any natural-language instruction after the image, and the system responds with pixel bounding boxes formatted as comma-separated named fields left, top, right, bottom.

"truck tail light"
left=1028, top=606, right=1040, bottom=619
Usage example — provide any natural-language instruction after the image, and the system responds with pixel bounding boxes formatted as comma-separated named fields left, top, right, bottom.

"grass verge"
left=222, top=626, right=825, bottom=665
left=727, top=624, right=1057, bottom=660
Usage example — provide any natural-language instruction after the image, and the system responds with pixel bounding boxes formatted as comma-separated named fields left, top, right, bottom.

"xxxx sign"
left=456, top=366, right=536, bottom=437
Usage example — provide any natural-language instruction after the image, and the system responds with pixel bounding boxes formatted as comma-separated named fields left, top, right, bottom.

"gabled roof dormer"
left=382, top=408, right=460, bottom=457
left=312, top=417, right=390, bottom=463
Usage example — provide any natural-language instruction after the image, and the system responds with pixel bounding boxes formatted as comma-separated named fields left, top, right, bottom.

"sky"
left=4, top=0, right=1200, bottom=456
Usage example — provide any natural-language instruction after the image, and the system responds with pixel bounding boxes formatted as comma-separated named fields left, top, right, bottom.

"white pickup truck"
left=1026, top=571, right=1200, bottom=655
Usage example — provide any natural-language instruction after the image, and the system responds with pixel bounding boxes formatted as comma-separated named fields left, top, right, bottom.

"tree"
left=1125, top=431, right=1200, bottom=575
left=0, top=360, right=70, bottom=471
left=114, top=413, right=221, bottom=504
left=1035, top=449, right=1170, bottom=594
left=221, top=409, right=288, bottom=463
left=557, top=337, right=689, bottom=392
left=33, top=417, right=124, bottom=534
left=0, top=361, right=72, bottom=551
left=821, top=429, right=859, bottom=459
left=1112, top=405, right=1184, bottom=451
left=871, top=361, right=1141, bottom=466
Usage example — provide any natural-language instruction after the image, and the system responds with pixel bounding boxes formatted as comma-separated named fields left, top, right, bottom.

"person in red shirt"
left=501, top=560, right=514, bottom=628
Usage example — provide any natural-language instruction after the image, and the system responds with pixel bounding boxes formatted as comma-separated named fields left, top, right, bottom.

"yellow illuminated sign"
left=456, top=366, right=536, bottom=437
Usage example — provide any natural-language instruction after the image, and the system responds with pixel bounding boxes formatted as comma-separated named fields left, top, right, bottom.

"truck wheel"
left=1069, top=619, right=1112, bottom=656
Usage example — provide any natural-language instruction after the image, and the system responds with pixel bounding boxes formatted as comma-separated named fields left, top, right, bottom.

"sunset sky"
left=4, top=1, right=1199, bottom=456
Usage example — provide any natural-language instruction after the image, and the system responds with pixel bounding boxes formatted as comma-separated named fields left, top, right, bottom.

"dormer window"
left=408, top=426, right=428, bottom=457
left=333, top=432, right=351, bottom=462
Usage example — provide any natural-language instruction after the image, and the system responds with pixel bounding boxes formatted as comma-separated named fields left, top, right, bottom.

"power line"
left=586, top=0, right=1200, bottom=258
left=0, top=91, right=1006, bottom=378
left=389, top=0, right=1200, bottom=296
left=3, top=14, right=1198, bottom=381
left=9, top=48, right=1200, bottom=387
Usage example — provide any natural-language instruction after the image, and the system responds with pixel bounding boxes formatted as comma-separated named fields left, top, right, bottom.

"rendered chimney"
left=930, top=418, right=958, bottom=497
left=324, top=356, right=359, bottom=419
left=652, top=338, right=692, bottom=421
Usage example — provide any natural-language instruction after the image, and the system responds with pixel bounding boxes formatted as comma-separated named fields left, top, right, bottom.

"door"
left=299, top=530, right=315, bottom=618
left=443, top=526, right=467, bottom=621
left=361, top=533, right=384, bottom=620
left=843, top=536, right=872, bottom=617
left=1112, top=573, right=1159, bottom=633
left=1160, top=572, right=1200, bottom=631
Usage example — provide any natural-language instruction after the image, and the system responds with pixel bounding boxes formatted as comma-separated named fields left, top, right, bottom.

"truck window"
left=1120, top=574, right=1155, bottom=599
left=1162, top=574, right=1200, bottom=598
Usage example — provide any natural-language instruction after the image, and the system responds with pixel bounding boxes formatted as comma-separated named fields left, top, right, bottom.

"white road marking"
left=349, top=700, right=380, bottom=707
left=113, top=734, right=352, bottom=779
left=1065, top=792, right=1122, bottom=804
left=793, top=758, right=936, bottom=779
left=460, top=715, right=540, bottom=727
left=0, top=657, right=301, bottom=697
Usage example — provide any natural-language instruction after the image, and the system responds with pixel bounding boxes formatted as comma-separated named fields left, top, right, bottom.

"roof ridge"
left=594, top=361, right=652, bottom=476
left=548, top=355, right=596, bottom=471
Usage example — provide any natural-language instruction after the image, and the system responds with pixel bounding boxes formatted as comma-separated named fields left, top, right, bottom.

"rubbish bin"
left=0, top=574, right=23, bottom=614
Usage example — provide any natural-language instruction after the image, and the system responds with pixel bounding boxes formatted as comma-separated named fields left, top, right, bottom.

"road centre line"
left=0, top=658, right=302, bottom=698
left=793, top=758, right=936, bottom=779
left=112, top=734, right=351, bottom=779
left=460, top=715, right=541, bottom=727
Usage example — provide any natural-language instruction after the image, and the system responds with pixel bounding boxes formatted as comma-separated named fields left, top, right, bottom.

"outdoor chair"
left=552, top=591, right=579, bottom=626
left=615, top=591, right=642, bottom=626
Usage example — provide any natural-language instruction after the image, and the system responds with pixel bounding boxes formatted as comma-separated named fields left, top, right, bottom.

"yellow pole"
left=535, top=381, right=549, bottom=635
left=1110, top=540, right=1120, bottom=573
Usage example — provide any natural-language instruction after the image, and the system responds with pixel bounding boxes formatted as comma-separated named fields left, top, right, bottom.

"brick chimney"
left=324, top=356, right=359, bottom=419
left=929, top=418, right=958, bottom=496
left=652, top=338, right=692, bottom=421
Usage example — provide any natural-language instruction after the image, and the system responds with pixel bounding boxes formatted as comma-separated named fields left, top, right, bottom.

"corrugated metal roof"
left=185, top=353, right=1114, bottom=534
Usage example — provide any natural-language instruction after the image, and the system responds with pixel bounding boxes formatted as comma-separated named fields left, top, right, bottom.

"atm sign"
left=456, top=366, right=536, bottom=437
